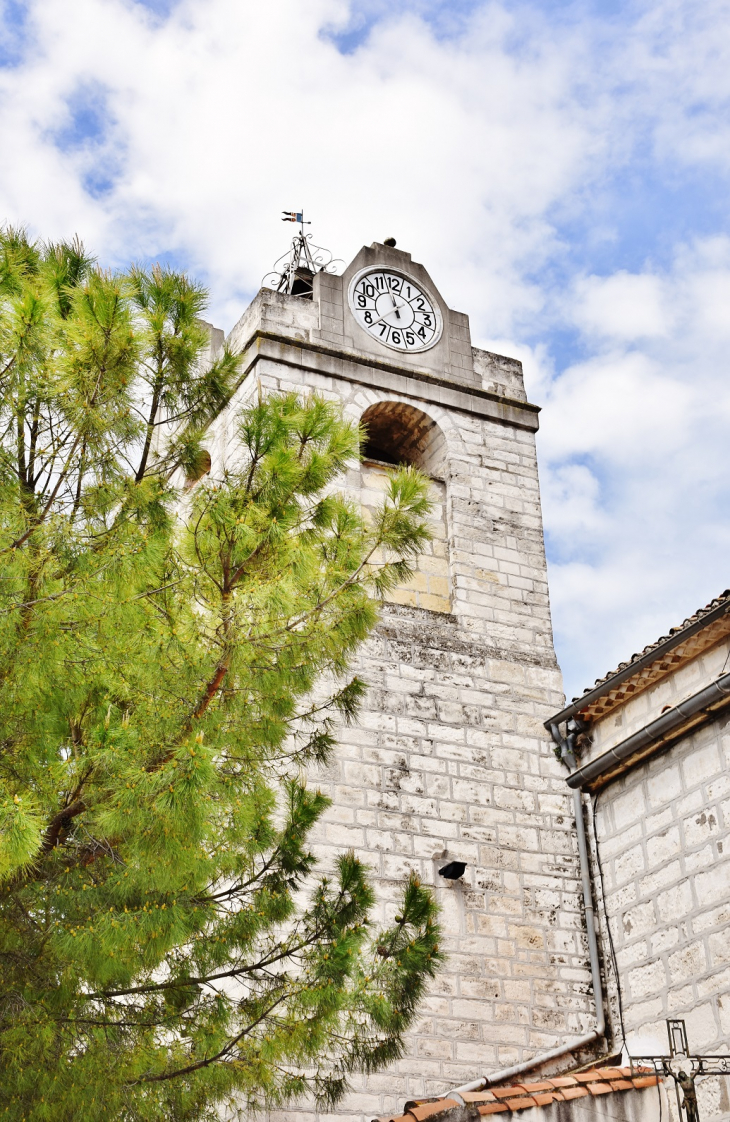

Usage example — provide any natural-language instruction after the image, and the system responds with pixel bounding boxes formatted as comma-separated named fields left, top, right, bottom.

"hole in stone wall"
left=360, top=401, right=445, bottom=478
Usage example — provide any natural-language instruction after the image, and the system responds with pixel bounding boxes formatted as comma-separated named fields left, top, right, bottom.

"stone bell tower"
left=204, top=241, right=594, bottom=1120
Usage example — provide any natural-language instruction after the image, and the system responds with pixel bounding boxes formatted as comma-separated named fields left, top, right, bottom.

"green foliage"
left=0, top=228, right=442, bottom=1120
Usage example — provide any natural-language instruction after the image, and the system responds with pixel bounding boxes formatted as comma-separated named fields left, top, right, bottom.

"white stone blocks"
left=590, top=713, right=730, bottom=1070
left=211, top=287, right=599, bottom=1122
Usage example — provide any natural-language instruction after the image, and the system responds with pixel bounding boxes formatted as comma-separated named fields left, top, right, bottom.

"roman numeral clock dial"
left=348, top=268, right=443, bottom=353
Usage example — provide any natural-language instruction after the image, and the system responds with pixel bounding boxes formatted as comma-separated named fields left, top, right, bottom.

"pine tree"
left=0, top=228, right=442, bottom=1120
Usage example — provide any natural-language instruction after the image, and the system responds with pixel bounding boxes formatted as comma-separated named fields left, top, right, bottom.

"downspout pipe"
left=439, top=727, right=605, bottom=1101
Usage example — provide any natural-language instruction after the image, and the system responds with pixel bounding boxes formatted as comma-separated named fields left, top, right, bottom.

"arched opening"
left=360, top=401, right=446, bottom=479
left=357, top=402, right=451, bottom=613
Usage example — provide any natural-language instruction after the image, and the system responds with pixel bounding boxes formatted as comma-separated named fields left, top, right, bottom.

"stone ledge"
left=235, top=331, right=541, bottom=433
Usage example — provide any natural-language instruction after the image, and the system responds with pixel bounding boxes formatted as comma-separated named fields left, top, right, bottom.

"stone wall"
left=589, top=706, right=730, bottom=1121
left=203, top=279, right=599, bottom=1122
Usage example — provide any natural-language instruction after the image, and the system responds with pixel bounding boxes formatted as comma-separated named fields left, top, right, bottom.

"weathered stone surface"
left=203, top=246, right=594, bottom=1122
left=586, top=668, right=730, bottom=1073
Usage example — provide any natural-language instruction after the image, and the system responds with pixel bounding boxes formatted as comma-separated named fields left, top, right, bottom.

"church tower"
left=204, top=240, right=596, bottom=1119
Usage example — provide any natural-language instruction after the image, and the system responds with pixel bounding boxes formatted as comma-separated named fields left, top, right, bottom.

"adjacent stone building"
left=370, top=563, right=730, bottom=1122
left=546, top=592, right=730, bottom=1122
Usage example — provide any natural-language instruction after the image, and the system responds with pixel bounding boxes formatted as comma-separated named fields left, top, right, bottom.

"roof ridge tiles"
left=587, top=1083, right=613, bottom=1096
left=571, top=589, right=730, bottom=703
left=375, top=1064, right=662, bottom=1122
left=504, top=1097, right=538, bottom=1109
left=409, top=1100, right=461, bottom=1121
left=559, top=1087, right=591, bottom=1101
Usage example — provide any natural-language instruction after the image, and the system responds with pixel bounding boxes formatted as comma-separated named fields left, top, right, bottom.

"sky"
left=2, top=0, right=730, bottom=699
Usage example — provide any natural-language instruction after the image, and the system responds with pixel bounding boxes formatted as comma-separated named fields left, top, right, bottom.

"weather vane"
left=281, top=210, right=310, bottom=233
left=262, top=210, right=342, bottom=298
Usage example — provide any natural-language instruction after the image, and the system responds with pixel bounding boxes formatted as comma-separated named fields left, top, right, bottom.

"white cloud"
left=572, top=272, right=668, bottom=340
left=2, top=0, right=730, bottom=699
left=540, top=237, right=730, bottom=694
left=0, top=0, right=600, bottom=330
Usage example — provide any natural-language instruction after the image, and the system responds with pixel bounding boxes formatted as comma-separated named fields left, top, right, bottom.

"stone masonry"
left=201, top=243, right=597, bottom=1122
left=560, top=623, right=730, bottom=1122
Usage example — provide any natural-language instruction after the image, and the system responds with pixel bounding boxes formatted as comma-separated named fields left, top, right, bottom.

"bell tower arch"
left=204, top=241, right=593, bottom=1120
left=360, top=401, right=447, bottom=477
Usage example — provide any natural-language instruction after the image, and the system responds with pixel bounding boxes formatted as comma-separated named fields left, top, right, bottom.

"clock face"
left=349, top=268, right=442, bottom=353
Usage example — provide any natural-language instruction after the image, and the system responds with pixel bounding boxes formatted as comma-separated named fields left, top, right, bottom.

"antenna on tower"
left=262, top=211, right=342, bottom=298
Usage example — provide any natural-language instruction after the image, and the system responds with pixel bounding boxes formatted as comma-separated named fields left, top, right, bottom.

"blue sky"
left=2, top=0, right=730, bottom=697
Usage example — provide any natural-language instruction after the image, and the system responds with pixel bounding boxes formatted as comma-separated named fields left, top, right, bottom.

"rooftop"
left=547, top=589, right=730, bottom=727
left=375, top=1067, right=661, bottom=1122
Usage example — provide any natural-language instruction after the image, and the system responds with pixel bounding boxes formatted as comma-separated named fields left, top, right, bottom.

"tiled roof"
left=375, top=1067, right=661, bottom=1122
left=548, top=589, right=730, bottom=726
left=575, top=590, right=730, bottom=701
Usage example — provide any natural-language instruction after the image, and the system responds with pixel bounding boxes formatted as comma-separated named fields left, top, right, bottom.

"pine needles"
left=0, top=228, right=442, bottom=1121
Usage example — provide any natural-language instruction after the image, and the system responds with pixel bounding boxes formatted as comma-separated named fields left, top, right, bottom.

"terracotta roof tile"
left=587, top=1083, right=613, bottom=1096
left=410, top=1101, right=460, bottom=1121
left=381, top=1061, right=663, bottom=1122
left=559, top=1086, right=591, bottom=1100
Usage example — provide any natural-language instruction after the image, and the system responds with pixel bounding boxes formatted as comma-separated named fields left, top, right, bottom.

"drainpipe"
left=439, top=723, right=605, bottom=1101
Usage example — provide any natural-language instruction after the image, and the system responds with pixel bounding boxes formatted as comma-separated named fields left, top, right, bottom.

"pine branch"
left=0, top=252, right=440, bottom=1116
left=131, top=993, right=290, bottom=1085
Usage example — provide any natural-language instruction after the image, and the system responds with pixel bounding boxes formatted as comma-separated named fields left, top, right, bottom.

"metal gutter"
left=439, top=734, right=605, bottom=1101
left=563, top=670, right=730, bottom=790
left=545, top=599, right=730, bottom=729
left=442, top=1023, right=605, bottom=1101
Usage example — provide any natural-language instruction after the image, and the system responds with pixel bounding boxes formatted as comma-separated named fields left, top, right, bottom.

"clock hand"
left=390, top=292, right=402, bottom=320
left=370, top=298, right=409, bottom=328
